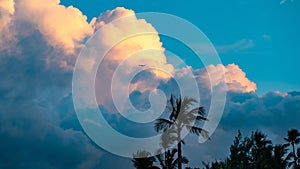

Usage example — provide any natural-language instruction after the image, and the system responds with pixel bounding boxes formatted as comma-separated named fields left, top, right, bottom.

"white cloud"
left=194, top=64, right=257, bottom=93
left=88, top=7, right=174, bottom=109
left=14, top=0, right=93, bottom=54
left=262, top=34, right=272, bottom=41
left=280, top=0, right=296, bottom=5
left=216, top=39, right=255, bottom=54
left=0, top=0, right=15, bottom=51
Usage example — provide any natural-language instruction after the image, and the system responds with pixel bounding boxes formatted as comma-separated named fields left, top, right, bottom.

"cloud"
left=0, top=31, right=104, bottom=169
left=216, top=39, right=255, bottom=54
left=88, top=7, right=174, bottom=110
left=173, top=90, right=300, bottom=167
left=0, top=5, right=176, bottom=167
left=194, top=64, right=257, bottom=93
left=91, top=7, right=173, bottom=75
left=0, top=0, right=15, bottom=51
left=221, top=91, right=300, bottom=139
left=0, top=2, right=298, bottom=168
left=14, top=0, right=93, bottom=54
left=0, top=1, right=104, bottom=168
left=0, top=0, right=94, bottom=69
left=262, top=34, right=272, bottom=41
left=280, top=0, right=296, bottom=5
left=0, top=0, right=14, bottom=13
left=91, top=7, right=135, bottom=30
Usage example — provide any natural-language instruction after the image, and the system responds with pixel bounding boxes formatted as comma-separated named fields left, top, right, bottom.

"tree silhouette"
left=155, top=95, right=209, bottom=169
left=296, top=148, right=300, bottom=169
left=156, top=148, right=188, bottom=169
left=132, top=150, right=156, bottom=169
left=156, top=125, right=188, bottom=169
left=250, top=131, right=273, bottom=168
left=284, top=129, right=300, bottom=168
left=203, top=130, right=293, bottom=169
left=228, top=130, right=252, bottom=169
left=273, top=144, right=289, bottom=169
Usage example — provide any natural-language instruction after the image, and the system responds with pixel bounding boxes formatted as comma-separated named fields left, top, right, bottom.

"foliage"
left=132, top=150, right=156, bottom=169
left=203, top=129, right=300, bottom=169
left=154, top=95, right=209, bottom=169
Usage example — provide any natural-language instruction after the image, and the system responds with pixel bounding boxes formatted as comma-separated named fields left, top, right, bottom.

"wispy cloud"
left=191, top=39, right=255, bottom=56
left=280, top=0, right=296, bottom=5
left=215, top=39, right=255, bottom=54
left=262, top=34, right=272, bottom=41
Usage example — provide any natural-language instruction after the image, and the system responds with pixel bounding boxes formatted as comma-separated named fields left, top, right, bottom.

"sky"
left=60, top=0, right=300, bottom=95
left=0, top=0, right=300, bottom=169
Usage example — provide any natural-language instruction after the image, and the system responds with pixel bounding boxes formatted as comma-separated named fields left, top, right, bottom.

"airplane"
left=138, top=64, right=146, bottom=67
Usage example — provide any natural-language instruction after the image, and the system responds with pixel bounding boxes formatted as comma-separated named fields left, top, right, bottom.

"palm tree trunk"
left=178, top=141, right=182, bottom=169
left=292, top=142, right=297, bottom=166
left=165, top=151, right=168, bottom=169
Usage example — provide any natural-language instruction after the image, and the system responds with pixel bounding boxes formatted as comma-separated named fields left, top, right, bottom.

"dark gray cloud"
left=221, top=91, right=300, bottom=134
left=0, top=11, right=104, bottom=169
left=180, top=90, right=300, bottom=167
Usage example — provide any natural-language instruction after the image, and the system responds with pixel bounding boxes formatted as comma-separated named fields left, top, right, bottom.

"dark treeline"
left=131, top=96, right=300, bottom=169
left=201, top=129, right=300, bottom=169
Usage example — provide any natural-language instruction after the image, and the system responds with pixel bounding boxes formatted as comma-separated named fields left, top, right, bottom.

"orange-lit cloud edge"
left=1, top=0, right=257, bottom=100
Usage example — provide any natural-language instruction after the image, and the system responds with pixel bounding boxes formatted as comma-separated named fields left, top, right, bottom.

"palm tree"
left=156, top=148, right=189, bottom=169
left=284, top=129, right=300, bottom=167
left=273, top=144, right=289, bottom=169
left=156, top=126, right=189, bottom=169
left=251, top=131, right=273, bottom=168
left=154, top=95, right=209, bottom=169
left=132, top=150, right=156, bottom=169
left=296, top=148, right=300, bottom=169
left=229, top=130, right=252, bottom=169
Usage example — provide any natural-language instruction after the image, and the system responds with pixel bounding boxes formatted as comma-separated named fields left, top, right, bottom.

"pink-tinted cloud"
left=14, top=0, right=93, bottom=54
left=194, top=64, right=257, bottom=93
left=90, top=7, right=173, bottom=75
left=0, top=0, right=15, bottom=51
left=89, top=7, right=174, bottom=108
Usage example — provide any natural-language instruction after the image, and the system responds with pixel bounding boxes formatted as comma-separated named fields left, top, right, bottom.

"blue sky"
left=0, top=0, right=300, bottom=169
left=60, top=0, right=300, bottom=94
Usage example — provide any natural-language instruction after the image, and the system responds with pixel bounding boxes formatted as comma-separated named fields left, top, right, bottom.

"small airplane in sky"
left=138, top=64, right=146, bottom=67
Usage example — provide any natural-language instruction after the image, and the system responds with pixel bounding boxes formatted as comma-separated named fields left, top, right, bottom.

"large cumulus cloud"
left=0, top=0, right=15, bottom=51
left=0, top=0, right=103, bottom=168
left=89, top=7, right=174, bottom=112
left=14, top=0, right=93, bottom=54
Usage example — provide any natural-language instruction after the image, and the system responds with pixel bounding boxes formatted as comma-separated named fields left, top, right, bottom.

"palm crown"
left=154, top=95, right=209, bottom=169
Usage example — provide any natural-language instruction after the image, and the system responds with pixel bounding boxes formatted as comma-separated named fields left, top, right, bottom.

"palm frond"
left=196, top=115, right=208, bottom=121
left=181, top=113, right=208, bottom=126
left=181, top=156, right=189, bottom=164
left=155, top=153, right=166, bottom=169
left=186, top=125, right=210, bottom=139
left=160, top=129, right=177, bottom=149
left=284, top=137, right=291, bottom=142
left=172, top=155, right=189, bottom=167
left=180, top=97, right=197, bottom=112
left=188, top=106, right=205, bottom=116
left=295, top=137, right=300, bottom=144
left=171, top=148, right=178, bottom=158
left=154, top=118, right=173, bottom=132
